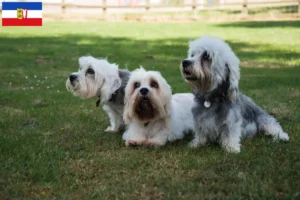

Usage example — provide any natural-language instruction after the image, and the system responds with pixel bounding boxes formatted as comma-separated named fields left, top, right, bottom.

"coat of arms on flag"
left=2, top=2, right=42, bottom=26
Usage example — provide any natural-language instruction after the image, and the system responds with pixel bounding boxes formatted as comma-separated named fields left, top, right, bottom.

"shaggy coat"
left=180, top=36, right=289, bottom=153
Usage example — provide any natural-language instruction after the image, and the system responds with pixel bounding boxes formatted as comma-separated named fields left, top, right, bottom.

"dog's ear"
left=225, top=62, right=239, bottom=101
left=123, top=95, right=132, bottom=124
left=123, top=81, right=134, bottom=124
left=162, top=83, right=173, bottom=117
left=101, top=72, right=122, bottom=102
left=164, top=88, right=173, bottom=117
left=154, top=72, right=173, bottom=117
left=163, top=102, right=172, bottom=118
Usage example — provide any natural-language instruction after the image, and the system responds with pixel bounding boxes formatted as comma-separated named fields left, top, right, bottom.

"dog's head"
left=180, top=35, right=240, bottom=100
left=66, top=56, right=121, bottom=102
left=123, top=67, right=172, bottom=124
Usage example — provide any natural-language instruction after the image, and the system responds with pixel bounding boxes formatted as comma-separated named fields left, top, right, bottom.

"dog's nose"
left=69, top=75, right=77, bottom=82
left=182, top=60, right=192, bottom=68
left=140, top=88, right=149, bottom=95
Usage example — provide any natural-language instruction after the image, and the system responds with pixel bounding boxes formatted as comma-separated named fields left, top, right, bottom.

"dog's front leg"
left=145, top=131, right=169, bottom=147
left=124, top=124, right=146, bottom=146
left=189, top=127, right=207, bottom=148
left=219, top=123, right=241, bottom=153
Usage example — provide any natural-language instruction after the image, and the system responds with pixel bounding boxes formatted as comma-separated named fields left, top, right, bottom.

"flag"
left=2, top=2, right=42, bottom=26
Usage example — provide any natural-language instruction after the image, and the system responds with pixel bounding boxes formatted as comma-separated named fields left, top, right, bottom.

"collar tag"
left=204, top=101, right=211, bottom=108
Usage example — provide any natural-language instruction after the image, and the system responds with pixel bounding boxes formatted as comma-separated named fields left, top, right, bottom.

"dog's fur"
left=122, top=67, right=195, bottom=146
left=66, top=56, right=130, bottom=132
left=180, top=35, right=289, bottom=153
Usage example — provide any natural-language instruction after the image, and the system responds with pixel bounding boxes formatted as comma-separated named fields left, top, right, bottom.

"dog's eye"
left=191, top=53, right=194, bottom=57
left=202, top=51, right=210, bottom=61
left=134, top=82, right=140, bottom=89
left=86, top=68, right=94, bottom=75
left=150, top=81, right=158, bottom=89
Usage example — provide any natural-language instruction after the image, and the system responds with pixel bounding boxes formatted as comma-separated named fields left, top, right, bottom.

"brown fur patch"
left=134, top=96, right=158, bottom=121
left=199, top=58, right=211, bottom=92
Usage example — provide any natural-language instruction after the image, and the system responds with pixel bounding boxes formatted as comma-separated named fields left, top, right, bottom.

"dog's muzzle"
left=181, top=60, right=197, bottom=81
left=135, top=95, right=155, bottom=121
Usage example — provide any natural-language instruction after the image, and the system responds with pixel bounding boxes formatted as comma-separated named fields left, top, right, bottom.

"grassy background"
left=0, top=21, right=300, bottom=199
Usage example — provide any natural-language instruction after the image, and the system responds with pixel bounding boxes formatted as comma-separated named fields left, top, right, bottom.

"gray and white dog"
left=180, top=35, right=289, bottom=153
left=66, top=56, right=130, bottom=132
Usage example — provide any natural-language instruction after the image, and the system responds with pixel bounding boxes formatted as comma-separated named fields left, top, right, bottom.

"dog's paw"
left=144, top=139, right=165, bottom=147
left=188, top=140, right=200, bottom=148
left=125, top=140, right=144, bottom=147
left=223, top=144, right=241, bottom=153
left=277, top=132, right=289, bottom=141
left=105, top=126, right=118, bottom=132
left=188, top=137, right=206, bottom=148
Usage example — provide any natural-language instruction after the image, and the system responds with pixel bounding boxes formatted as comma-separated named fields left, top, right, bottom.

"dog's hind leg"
left=257, top=114, right=289, bottom=141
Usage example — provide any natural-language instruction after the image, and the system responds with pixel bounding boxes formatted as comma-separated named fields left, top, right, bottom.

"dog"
left=180, top=35, right=289, bottom=153
left=122, top=67, right=195, bottom=147
left=66, top=56, right=130, bottom=132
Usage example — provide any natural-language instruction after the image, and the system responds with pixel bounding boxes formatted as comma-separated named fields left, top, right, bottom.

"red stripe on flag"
left=2, top=18, right=42, bottom=26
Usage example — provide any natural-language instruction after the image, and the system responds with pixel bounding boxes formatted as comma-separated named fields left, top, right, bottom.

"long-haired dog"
left=180, top=35, right=289, bottom=153
left=66, top=56, right=130, bottom=132
left=122, top=67, right=195, bottom=146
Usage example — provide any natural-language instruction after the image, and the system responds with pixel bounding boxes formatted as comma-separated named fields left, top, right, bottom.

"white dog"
left=66, top=56, right=130, bottom=132
left=180, top=35, right=289, bottom=153
left=122, top=67, right=195, bottom=147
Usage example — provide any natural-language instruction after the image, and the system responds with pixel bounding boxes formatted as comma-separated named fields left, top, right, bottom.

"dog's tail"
left=240, top=94, right=289, bottom=141
left=257, top=113, right=289, bottom=141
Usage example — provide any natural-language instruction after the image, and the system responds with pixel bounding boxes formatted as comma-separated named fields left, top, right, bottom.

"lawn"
left=0, top=20, right=300, bottom=199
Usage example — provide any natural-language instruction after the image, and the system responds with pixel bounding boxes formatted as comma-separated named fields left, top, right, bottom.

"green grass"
left=112, top=4, right=299, bottom=18
left=0, top=21, right=300, bottom=199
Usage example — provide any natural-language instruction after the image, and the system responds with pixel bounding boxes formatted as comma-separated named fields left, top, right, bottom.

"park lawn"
left=0, top=21, right=300, bottom=199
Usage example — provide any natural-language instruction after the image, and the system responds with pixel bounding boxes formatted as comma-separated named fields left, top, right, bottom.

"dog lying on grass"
left=122, top=67, right=195, bottom=146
